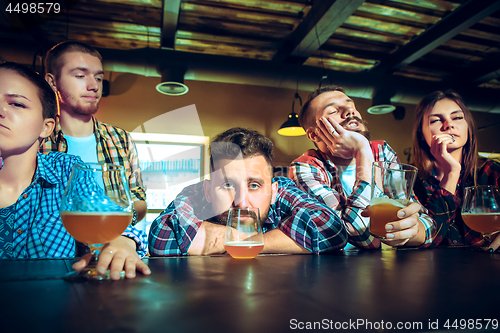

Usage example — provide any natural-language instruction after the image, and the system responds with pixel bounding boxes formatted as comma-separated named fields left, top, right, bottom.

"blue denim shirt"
left=3, top=152, right=147, bottom=258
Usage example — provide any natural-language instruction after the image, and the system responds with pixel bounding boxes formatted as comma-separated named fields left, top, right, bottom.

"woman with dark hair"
left=412, top=90, right=500, bottom=251
left=0, top=62, right=150, bottom=279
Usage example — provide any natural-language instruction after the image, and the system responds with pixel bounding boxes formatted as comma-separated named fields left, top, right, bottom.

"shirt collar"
left=34, top=152, right=62, bottom=186
left=51, top=115, right=102, bottom=141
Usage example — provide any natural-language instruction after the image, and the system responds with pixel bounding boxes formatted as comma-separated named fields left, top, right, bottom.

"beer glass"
left=224, top=207, right=264, bottom=259
left=60, top=163, right=133, bottom=281
left=369, top=161, right=417, bottom=239
left=461, top=185, right=500, bottom=250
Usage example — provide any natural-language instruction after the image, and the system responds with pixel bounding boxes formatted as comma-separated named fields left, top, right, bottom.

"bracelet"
left=131, top=208, right=138, bottom=226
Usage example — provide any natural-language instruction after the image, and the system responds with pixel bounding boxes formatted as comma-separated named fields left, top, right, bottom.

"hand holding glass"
left=60, top=163, right=133, bottom=281
left=224, top=207, right=264, bottom=259
left=461, top=185, right=500, bottom=251
left=369, top=161, right=418, bottom=239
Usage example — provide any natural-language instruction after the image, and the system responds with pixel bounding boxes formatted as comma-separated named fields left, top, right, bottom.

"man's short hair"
left=0, top=62, right=57, bottom=119
left=299, top=85, right=345, bottom=130
left=45, top=41, right=102, bottom=79
left=209, top=127, right=274, bottom=171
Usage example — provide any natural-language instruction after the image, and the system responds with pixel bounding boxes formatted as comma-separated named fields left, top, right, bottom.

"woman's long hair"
left=412, top=90, right=478, bottom=183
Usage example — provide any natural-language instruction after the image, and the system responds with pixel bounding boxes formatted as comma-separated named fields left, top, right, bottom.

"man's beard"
left=210, top=205, right=271, bottom=225
left=60, top=90, right=100, bottom=116
left=340, top=116, right=371, bottom=141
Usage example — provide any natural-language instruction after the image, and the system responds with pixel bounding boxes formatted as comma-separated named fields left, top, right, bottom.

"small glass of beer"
left=60, top=163, right=133, bottom=281
left=369, top=161, right=418, bottom=239
left=461, top=185, right=500, bottom=250
left=224, top=207, right=264, bottom=259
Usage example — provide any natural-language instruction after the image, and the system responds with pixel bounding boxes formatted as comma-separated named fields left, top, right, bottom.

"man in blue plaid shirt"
left=0, top=62, right=150, bottom=280
left=149, top=127, right=347, bottom=256
left=289, top=86, right=434, bottom=249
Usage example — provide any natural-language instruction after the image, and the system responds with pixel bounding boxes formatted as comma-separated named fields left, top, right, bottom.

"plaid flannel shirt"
left=39, top=116, right=146, bottom=202
left=3, top=152, right=147, bottom=258
left=148, top=177, right=348, bottom=256
left=413, top=158, right=500, bottom=247
left=289, top=140, right=434, bottom=249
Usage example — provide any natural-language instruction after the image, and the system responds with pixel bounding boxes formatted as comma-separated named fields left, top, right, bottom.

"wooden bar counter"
left=1, top=247, right=498, bottom=333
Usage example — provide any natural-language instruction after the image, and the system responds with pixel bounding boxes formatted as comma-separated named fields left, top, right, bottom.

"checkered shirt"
left=4, top=152, right=147, bottom=258
left=148, top=177, right=348, bottom=256
left=289, top=140, right=434, bottom=249
left=413, top=159, right=500, bottom=247
left=39, top=116, right=146, bottom=202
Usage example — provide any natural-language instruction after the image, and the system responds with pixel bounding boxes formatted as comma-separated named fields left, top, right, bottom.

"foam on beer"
left=371, top=197, right=407, bottom=207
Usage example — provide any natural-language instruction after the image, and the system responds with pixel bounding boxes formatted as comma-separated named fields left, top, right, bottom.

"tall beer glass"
left=224, top=207, right=264, bottom=259
left=369, top=161, right=417, bottom=239
left=461, top=185, right=500, bottom=250
left=60, top=163, right=133, bottom=281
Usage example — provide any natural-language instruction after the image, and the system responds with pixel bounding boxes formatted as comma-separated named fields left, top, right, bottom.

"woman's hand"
left=429, top=134, right=461, bottom=174
left=73, top=236, right=151, bottom=280
left=429, top=134, right=461, bottom=193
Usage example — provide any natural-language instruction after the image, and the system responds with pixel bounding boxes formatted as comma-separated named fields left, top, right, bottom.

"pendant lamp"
left=278, top=92, right=306, bottom=136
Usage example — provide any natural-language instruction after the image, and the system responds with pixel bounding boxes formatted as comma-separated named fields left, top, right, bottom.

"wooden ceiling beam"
left=446, top=54, right=500, bottom=87
left=272, top=0, right=365, bottom=63
left=371, top=0, right=500, bottom=74
left=160, top=0, right=181, bottom=49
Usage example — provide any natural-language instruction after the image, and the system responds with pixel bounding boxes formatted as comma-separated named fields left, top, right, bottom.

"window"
left=130, top=132, right=210, bottom=235
left=479, top=152, right=500, bottom=163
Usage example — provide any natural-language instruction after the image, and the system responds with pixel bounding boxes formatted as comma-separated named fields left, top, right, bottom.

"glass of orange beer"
left=224, top=207, right=264, bottom=259
left=60, top=163, right=133, bottom=281
left=369, top=161, right=417, bottom=239
left=462, top=185, right=500, bottom=250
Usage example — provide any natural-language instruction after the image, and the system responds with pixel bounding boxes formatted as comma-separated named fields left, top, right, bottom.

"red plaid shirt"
left=289, top=140, right=434, bottom=249
left=413, top=158, right=500, bottom=247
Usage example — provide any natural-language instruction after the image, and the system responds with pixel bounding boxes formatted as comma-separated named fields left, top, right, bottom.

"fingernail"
left=111, top=271, right=121, bottom=280
left=397, top=211, right=406, bottom=218
left=97, top=266, right=106, bottom=274
left=386, top=233, right=394, bottom=239
left=489, top=247, right=495, bottom=253
left=385, top=224, right=393, bottom=231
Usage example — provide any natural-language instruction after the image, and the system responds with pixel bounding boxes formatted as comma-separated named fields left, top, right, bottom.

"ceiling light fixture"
left=367, top=90, right=395, bottom=115
left=156, top=67, right=189, bottom=96
left=278, top=92, right=306, bottom=136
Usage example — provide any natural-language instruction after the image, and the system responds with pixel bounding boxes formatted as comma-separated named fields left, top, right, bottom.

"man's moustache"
left=339, top=116, right=363, bottom=128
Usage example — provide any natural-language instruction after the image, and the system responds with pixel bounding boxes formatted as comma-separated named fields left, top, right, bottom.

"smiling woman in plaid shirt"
left=0, top=62, right=150, bottom=280
left=412, top=90, right=500, bottom=252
